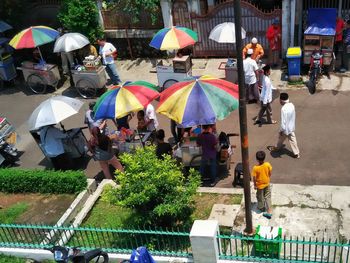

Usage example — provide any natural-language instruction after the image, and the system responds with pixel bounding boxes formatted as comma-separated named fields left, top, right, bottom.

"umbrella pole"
left=233, top=0, right=253, bottom=235
left=37, top=47, right=45, bottom=63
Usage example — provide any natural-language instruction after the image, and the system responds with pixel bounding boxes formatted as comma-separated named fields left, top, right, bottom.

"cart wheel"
left=162, top=79, right=178, bottom=92
left=76, top=78, right=97, bottom=99
left=27, top=73, right=47, bottom=94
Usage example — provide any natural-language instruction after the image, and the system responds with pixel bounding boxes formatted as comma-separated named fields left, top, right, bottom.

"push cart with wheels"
left=71, top=66, right=107, bottom=99
left=18, top=62, right=60, bottom=94
left=156, top=55, right=192, bottom=91
left=0, top=38, right=17, bottom=90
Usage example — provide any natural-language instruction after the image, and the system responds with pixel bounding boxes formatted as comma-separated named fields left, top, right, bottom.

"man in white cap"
left=243, top=37, right=265, bottom=61
left=243, top=48, right=260, bottom=103
left=268, top=92, right=300, bottom=158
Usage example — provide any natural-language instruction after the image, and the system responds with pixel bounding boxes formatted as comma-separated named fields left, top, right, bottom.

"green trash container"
left=253, top=225, right=282, bottom=259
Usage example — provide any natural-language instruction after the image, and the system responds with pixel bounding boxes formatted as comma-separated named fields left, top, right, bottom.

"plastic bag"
left=129, top=247, right=156, bottom=263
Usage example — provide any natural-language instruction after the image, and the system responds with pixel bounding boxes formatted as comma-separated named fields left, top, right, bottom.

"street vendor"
left=39, top=124, right=72, bottom=170
left=266, top=18, right=281, bottom=67
left=76, top=44, right=98, bottom=64
left=243, top=37, right=265, bottom=61
left=197, top=124, right=218, bottom=187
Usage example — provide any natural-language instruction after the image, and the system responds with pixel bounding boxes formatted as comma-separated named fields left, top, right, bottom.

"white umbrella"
left=53, top=32, right=90, bottom=53
left=28, top=96, right=84, bottom=130
left=209, top=22, right=246, bottom=43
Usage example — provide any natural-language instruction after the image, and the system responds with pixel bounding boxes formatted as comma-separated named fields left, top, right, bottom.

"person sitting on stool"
left=197, top=124, right=218, bottom=187
left=40, top=124, right=72, bottom=170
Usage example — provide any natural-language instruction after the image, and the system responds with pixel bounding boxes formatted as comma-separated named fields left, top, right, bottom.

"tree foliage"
left=105, top=146, right=201, bottom=227
left=103, top=0, right=161, bottom=25
left=58, top=0, right=103, bottom=41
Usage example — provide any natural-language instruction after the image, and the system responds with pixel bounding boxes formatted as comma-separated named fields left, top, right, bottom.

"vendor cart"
left=0, top=38, right=17, bottom=89
left=17, top=61, right=60, bottom=94
left=71, top=66, right=107, bottom=99
left=156, top=55, right=192, bottom=91
left=303, top=8, right=336, bottom=66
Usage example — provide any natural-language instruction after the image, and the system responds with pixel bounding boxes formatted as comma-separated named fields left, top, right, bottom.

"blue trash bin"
left=286, top=47, right=302, bottom=76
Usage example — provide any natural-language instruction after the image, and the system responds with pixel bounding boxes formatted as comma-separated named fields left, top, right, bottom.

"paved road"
left=1, top=60, right=349, bottom=187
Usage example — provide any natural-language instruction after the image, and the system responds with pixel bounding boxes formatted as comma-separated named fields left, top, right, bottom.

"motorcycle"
left=46, top=246, right=109, bottom=263
left=308, top=50, right=323, bottom=94
left=0, top=117, right=19, bottom=166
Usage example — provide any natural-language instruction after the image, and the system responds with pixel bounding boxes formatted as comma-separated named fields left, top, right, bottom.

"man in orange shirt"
left=266, top=18, right=281, bottom=67
left=251, top=150, right=272, bottom=219
left=243, top=37, right=265, bottom=61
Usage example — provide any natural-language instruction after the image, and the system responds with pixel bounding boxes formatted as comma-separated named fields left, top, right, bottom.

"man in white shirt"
left=255, top=64, right=276, bottom=125
left=269, top=92, right=300, bottom=158
left=97, top=38, right=121, bottom=85
left=145, top=104, right=159, bottom=132
left=40, top=125, right=72, bottom=170
left=243, top=49, right=260, bottom=103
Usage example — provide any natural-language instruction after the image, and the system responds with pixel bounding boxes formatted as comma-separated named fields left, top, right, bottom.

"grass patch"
left=0, top=202, right=28, bottom=224
left=192, top=193, right=242, bottom=220
left=0, top=254, right=54, bottom=263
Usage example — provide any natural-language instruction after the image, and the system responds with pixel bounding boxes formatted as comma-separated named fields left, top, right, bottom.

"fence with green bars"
left=0, top=223, right=349, bottom=262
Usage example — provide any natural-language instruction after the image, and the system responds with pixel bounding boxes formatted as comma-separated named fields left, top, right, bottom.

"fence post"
left=190, top=220, right=219, bottom=263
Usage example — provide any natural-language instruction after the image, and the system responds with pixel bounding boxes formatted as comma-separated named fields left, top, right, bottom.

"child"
left=251, top=150, right=273, bottom=219
left=137, top=110, right=147, bottom=132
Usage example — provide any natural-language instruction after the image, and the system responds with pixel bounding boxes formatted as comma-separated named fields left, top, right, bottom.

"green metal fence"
left=0, top=224, right=192, bottom=258
left=218, top=233, right=350, bottom=262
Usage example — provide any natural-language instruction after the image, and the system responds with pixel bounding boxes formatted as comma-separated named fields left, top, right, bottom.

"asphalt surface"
left=1, top=65, right=350, bottom=187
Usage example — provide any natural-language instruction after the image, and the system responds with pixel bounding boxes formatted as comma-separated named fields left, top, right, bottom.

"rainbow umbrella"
left=149, top=26, right=198, bottom=50
left=9, top=26, right=59, bottom=61
left=156, top=75, right=239, bottom=127
left=94, top=81, right=159, bottom=120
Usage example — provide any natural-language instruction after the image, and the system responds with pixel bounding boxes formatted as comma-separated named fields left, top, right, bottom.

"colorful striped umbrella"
left=94, top=81, right=160, bottom=120
left=156, top=76, right=239, bottom=127
left=149, top=26, right=198, bottom=50
left=9, top=26, right=59, bottom=49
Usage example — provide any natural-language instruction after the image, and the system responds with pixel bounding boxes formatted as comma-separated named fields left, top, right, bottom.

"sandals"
left=269, top=120, right=277, bottom=124
left=263, top=213, right=272, bottom=219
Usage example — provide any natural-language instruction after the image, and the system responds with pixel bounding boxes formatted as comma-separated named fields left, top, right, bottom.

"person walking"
left=88, top=127, right=123, bottom=179
left=254, top=65, right=277, bottom=125
left=243, top=37, right=265, bottom=61
left=251, top=150, right=273, bottom=219
left=268, top=92, right=300, bottom=158
left=266, top=18, right=281, bottom=67
left=243, top=48, right=260, bottom=103
left=97, top=38, right=121, bottom=85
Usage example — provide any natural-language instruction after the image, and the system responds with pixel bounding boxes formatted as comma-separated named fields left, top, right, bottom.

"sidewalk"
left=226, top=184, right=350, bottom=241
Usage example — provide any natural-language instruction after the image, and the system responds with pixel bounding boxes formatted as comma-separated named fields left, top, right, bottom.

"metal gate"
left=190, top=1, right=281, bottom=57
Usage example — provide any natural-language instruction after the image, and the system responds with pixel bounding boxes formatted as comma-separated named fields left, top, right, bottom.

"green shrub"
left=105, top=146, right=201, bottom=227
left=0, top=169, right=87, bottom=194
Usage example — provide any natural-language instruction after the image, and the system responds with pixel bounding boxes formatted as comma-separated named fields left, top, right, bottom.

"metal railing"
left=218, top=233, right=350, bottom=262
left=0, top=224, right=192, bottom=258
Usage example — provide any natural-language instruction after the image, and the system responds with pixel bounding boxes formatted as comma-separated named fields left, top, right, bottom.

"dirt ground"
left=0, top=193, right=75, bottom=225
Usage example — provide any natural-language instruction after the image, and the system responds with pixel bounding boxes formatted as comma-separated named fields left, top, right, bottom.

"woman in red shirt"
left=266, top=18, right=281, bottom=67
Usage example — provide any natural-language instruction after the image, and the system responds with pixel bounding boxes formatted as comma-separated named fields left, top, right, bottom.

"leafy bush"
left=0, top=169, right=87, bottom=194
left=105, top=146, right=201, bottom=227
left=58, top=0, right=103, bottom=41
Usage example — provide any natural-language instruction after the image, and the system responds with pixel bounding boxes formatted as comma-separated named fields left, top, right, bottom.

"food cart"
left=0, top=38, right=17, bottom=89
left=303, top=8, right=336, bottom=66
left=111, top=130, right=153, bottom=154
left=156, top=55, right=192, bottom=91
left=17, top=61, right=60, bottom=94
left=71, top=56, right=107, bottom=99
left=0, top=117, right=18, bottom=165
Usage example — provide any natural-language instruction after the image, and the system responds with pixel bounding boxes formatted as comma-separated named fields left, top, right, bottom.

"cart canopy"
left=304, top=8, right=336, bottom=36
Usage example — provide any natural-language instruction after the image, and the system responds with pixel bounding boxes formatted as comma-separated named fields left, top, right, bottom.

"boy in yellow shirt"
left=251, top=151, right=272, bottom=219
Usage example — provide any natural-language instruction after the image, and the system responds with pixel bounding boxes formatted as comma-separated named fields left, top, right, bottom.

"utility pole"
left=233, top=0, right=253, bottom=235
